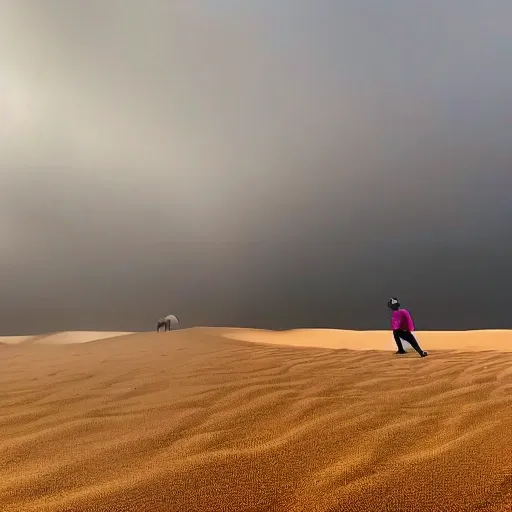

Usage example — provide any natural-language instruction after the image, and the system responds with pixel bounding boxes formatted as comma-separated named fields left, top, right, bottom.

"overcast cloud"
left=0, top=1, right=511, bottom=334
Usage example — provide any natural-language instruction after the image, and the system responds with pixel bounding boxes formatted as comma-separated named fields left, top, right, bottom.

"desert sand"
left=0, top=328, right=511, bottom=512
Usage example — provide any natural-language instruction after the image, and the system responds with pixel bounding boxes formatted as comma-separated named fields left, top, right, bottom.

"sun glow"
left=0, top=70, right=30, bottom=136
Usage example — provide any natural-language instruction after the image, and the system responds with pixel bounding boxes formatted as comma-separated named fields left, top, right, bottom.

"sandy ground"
left=0, top=331, right=133, bottom=345
left=221, top=327, right=512, bottom=352
left=0, top=328, right=511, bottom=512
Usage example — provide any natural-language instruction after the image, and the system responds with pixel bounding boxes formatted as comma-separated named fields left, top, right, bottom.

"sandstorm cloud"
left=0, top=1, right=511, bottom=333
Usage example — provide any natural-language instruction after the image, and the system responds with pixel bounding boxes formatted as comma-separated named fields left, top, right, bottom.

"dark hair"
left=387, top=297, right=400, bottom=309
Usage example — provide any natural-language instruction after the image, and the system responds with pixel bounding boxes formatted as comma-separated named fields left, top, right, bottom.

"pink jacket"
left=391, top=309, right=415, bottom=331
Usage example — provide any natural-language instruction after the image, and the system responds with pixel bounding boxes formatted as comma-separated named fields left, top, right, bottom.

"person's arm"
left=403, top=310, right=415, bottom=331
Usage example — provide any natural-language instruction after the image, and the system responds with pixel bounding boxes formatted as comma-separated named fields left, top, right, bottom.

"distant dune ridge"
left=0, top=331, right=133, bottom=345
left=221, top=327, right=512, bottom=352
left=0, top=328, right=511, bottom=511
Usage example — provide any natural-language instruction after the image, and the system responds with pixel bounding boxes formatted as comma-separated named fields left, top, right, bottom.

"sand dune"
left=0, top=331, right=134, bottom=345
left=222, top=327, right=512, bottom=352
left=0, top=335, right=36, bottom=345
left=0, top=328, right=511, bottom=511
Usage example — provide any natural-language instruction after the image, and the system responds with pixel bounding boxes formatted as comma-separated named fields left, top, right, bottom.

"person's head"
left=387, top=297, right=400, bottom=311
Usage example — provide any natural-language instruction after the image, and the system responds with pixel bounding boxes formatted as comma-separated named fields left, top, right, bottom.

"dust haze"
left=0, top=1, right=511, bottom=334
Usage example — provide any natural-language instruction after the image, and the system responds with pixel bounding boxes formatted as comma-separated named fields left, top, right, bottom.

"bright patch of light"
left=0, top=70, right=30, bottom=137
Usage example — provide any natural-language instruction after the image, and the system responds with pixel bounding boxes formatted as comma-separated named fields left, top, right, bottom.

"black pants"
left=393, top=330, right=424, bottom=354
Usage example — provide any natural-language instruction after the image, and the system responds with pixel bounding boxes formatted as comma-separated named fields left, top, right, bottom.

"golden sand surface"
left=0, top=328, right=510, bottom=511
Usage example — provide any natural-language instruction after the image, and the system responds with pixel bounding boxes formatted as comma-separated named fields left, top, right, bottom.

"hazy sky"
left=1, top=1, right=511, bottom=334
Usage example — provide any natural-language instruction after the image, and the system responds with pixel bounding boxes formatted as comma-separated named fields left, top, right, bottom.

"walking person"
left=387, top=298, right=428, bottom=357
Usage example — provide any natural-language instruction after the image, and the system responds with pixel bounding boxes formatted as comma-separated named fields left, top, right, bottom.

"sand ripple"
left=0, top=329, right=510, bottom=511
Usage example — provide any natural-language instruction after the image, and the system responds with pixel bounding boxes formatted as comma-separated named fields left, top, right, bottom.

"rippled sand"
left=0, top=328, right=511, bottom=511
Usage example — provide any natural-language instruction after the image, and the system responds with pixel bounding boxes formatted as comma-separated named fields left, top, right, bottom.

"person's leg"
left=393, top=330, right=407, bottom=353
left=400, top=331, right=427, bottom=356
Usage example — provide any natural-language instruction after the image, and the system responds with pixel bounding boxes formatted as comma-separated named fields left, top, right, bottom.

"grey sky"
left=0, top=1, right=511, bottom=334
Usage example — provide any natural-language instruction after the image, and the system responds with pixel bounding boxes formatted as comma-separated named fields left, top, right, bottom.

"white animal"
left=157, top=314, right=179, bottom=332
